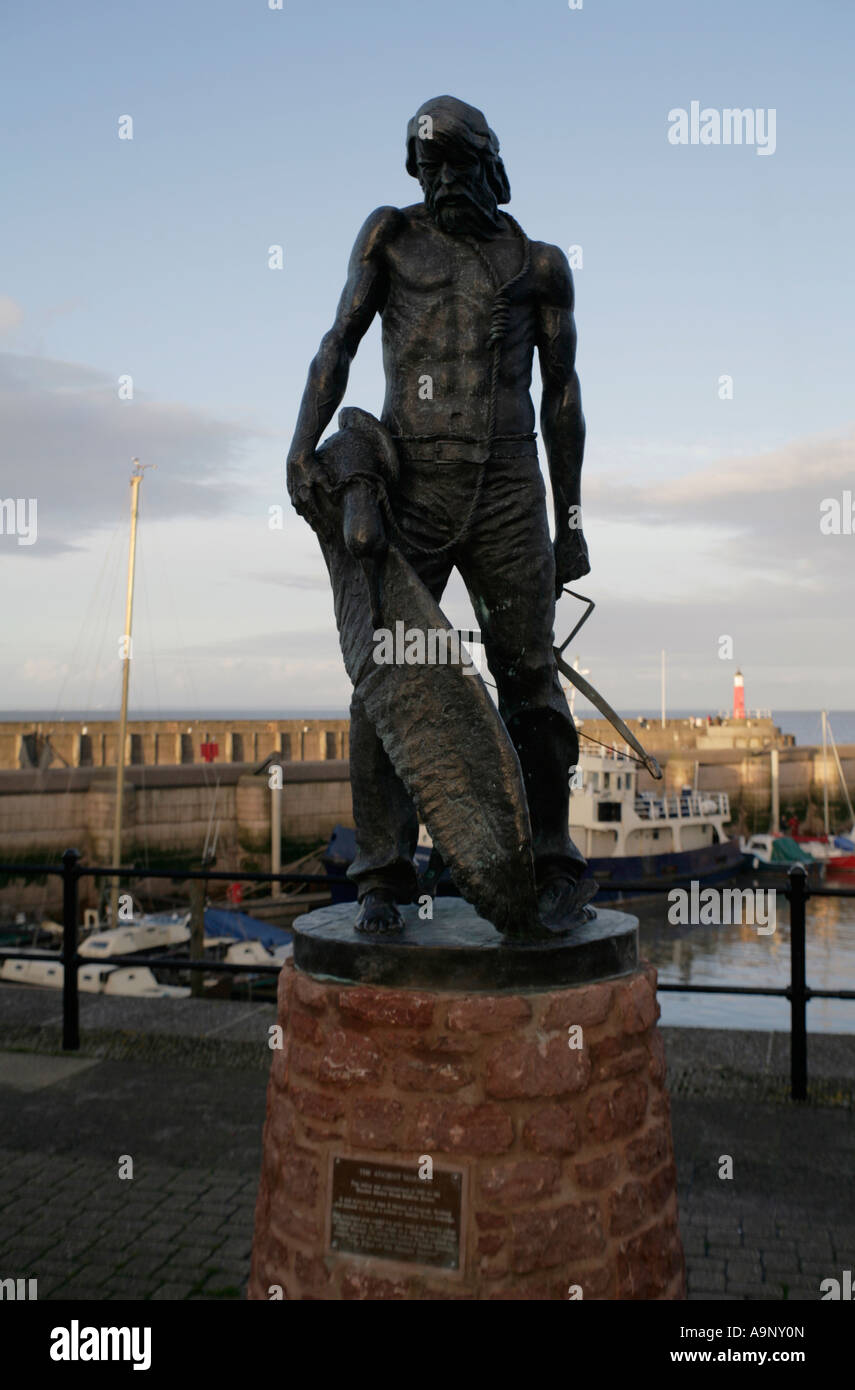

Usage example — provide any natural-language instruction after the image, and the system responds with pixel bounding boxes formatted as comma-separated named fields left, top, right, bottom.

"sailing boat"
left=790, top=712, right=855, bottom=876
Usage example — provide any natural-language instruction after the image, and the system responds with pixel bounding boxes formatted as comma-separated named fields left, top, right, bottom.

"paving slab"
left=0, top=1051, right=98, bottom=1091
left=0, top=997, right=852, bottom=1301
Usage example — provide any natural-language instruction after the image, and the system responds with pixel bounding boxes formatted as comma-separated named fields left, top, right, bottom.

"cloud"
left=0, top=351, right=263, bottom=553
left=588, top=427, right=854, bottom=521
left=0, top=296, right=24, bottom=335
left=584, top=425, right=855, bottom=593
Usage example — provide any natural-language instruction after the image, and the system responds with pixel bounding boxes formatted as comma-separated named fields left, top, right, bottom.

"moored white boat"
left=324, top=745, right=744, bottom=900
left=0, top=954, right=189, bottom=997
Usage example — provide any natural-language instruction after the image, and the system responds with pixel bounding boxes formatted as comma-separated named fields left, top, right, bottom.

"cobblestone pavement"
left=0, top=1147, right=257, bottom=1301
left=673, top=1097, right=855, bottom=1301
left=1, top=992, right=852, bottom=1301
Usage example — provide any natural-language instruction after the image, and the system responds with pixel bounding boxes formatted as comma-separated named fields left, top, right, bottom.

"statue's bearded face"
left=416, top=140, right=505, bottom=238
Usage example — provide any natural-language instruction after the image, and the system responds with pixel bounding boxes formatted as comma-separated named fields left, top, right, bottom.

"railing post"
left=787, top=863, right=808, bottom=1101
left=189, top=876, right=206, bottom=999
left=61, top=848, right=81, bottom=1052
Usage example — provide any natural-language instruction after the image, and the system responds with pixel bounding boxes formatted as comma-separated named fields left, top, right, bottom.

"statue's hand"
left=553, top=519, right=590, bottom=596
left=287, top=452, right=340, bottom=535
left=286, top=452, right=318, bottom=520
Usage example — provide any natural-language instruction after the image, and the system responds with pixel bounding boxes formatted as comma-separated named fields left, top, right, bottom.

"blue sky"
left=1, top=0, right=853, bottom=717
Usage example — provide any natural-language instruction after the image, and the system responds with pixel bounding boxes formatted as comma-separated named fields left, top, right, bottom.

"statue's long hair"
left=405, top=96, right=511, bottom=205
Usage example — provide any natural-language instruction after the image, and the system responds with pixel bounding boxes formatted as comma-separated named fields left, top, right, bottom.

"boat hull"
left=322, top=826, right=746, bottom=905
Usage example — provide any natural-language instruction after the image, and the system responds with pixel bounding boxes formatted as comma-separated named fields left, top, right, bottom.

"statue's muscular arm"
left=286, top=206, right=401, bottom=515
left=534, top=243, right=590, bottom=591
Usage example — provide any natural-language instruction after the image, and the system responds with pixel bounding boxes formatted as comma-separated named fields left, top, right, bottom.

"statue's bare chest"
left=384, top=228, right=531, bottom=320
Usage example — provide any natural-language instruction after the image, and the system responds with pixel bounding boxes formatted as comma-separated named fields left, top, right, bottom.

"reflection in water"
left=627, top=874, right=855, bottom=1034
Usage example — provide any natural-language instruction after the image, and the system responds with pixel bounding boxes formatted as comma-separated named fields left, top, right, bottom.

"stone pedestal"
left=248, top=901, right=685, bottom=1301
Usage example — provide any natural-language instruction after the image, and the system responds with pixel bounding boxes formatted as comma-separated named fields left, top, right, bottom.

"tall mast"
left=821, top=709, right=830, bottom=838
left=109, top=460, right=150, bottom=926
left=827, top=717, right=855, bottom=829
left=660, top=649, right=666, bottom=729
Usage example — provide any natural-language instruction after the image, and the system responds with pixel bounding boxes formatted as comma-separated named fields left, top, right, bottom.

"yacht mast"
left=109, top=460, right=150, bottom=926
left=821, top=709, right=830, bottom=837
left=660, top=649, right=666, bottom=729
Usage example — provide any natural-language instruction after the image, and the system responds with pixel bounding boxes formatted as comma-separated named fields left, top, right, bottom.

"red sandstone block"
left=369, top=1029, right=427, bottom=1052
left=647, top=1030, right=667, bottom=1087
left=651, top=1091, right=671, bottom=1120
left=542, top=981, right=613, bottom=1031
left=270, top=1202, right=321, bottom=1245
left=318, top=1028, right=385, bottom=1085
left=479, top=1158, right=561, bottom=1207
left=414, top=1034, right=481, bottom=1056
left=291, top=1043, right=321, bottom=1080
left=446, top=995, right=532, bottom=1033
left=573, top=1263, right=614, bottom=1300
left=585, top=1078, right=648, bottom=1143
left=252, top=1230, right=291, bottom=1285
left=485, top=1037, right=591, bottom=1100
left=393, top=1055, right=472, bottom=1092
left=418, top=1287, right=475, bottom=1300
left=475, top=1211, right=508, bottom=1231
left=522, top=1103, right=579, bottom=1156
left=625, top=1123, right=670, bottom=1176
left=302, top=1123, right=345, bottom=1143
left=337, top=985, right=435, bottom=1029
left=574, top=1153, right=620, bottom=1190
left=608, top=1178, right=649, bottom=1237
left=269, top=1045, right=290, bottom=1091
left=641, top=960, right=659, bottom=993
left=350, top=1097, right=405, bottom=1148
left=645, top=1161, right=678, bottom=1216
left=477, top=1232, right=504, bottom=1256
left=293, top=972, right=328, bottom=1011
left=280, top=1147, right=320, bottom=1206
left=589, top=1034, right=648, bottom=1083
left=341, top=1272, right=408, bottom=1300
left=406, top=1100, right=514, bottom=1155
left=277, top=964, right=294, bottom=1014
left=511, top=1201, right=606, bottom=1274
left=488, top=1281, right=562, bottom=1300
left=290, top=1085, right=345, bottom=1123
left=480, top=1252, right=510, bottom=1280
left=616, top=974, right=659, bottom=1035
left=268, top=1097, right=299, bottom=1154
left=291, top=1011, right=325, bottom=1046
left=616, top=1217, right=684, bottom=1299
left=295, top=1251, right=331, bottom=1290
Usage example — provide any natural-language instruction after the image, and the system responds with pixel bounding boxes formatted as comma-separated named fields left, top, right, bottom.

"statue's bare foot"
left=355, top=888, right=404, bottom=935
left=537, top=875, right=599, bottom=935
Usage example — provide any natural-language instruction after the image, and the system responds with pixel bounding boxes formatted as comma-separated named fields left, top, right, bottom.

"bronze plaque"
left=329, top=1157, right=463, bottom=1270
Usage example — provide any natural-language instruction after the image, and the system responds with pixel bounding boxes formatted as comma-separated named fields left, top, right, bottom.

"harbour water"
left=633, top=876, right=855, bottom=1035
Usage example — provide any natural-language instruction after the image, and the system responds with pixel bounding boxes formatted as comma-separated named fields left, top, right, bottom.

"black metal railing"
left=0, top=850, right=345, bottom=1051
left=0, top=853, right=853, bottom=1101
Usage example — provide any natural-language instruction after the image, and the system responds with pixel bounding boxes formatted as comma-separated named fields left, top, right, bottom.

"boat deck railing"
left=634, top=791, right=730, bottom=821
left=0, top=852, right=852, bottom=1101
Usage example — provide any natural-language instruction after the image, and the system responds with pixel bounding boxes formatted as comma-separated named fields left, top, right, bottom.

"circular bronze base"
left=290, top=898, right=638, bottom=991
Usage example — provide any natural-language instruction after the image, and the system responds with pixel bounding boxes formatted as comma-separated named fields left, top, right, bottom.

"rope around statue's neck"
left=378, top=214, right=532, bottom=558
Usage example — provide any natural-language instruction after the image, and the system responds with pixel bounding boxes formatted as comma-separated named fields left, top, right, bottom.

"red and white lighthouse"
left=733, top=669, right=746, bottom=720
